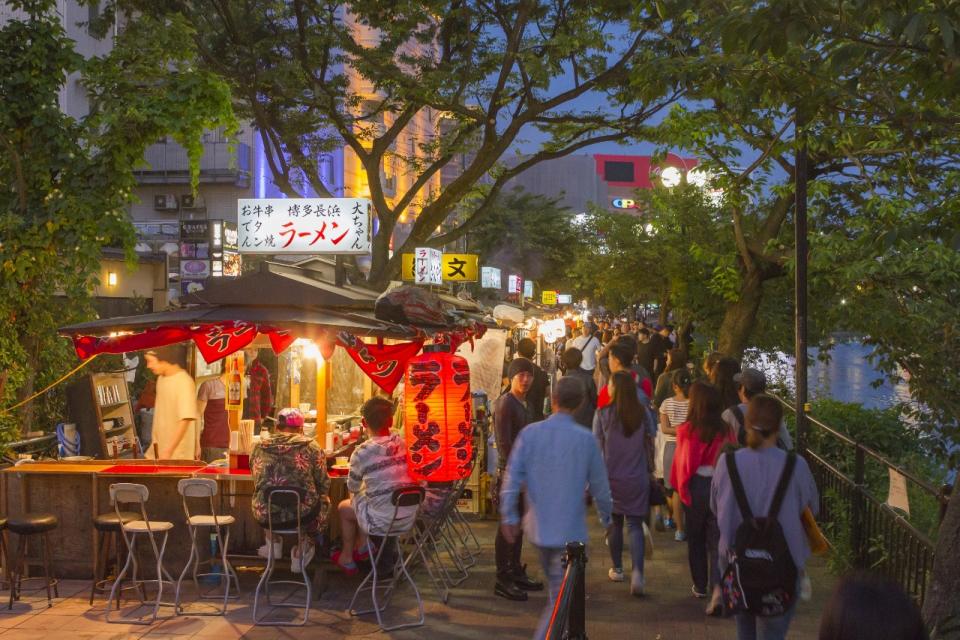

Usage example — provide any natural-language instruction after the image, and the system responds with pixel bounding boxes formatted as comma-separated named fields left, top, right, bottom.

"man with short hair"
left=500, top=377, right=613, bottom=640
left=569, top=323, right=601, bottom=372
left=493, top=357, right=541, bottom=600
left=517, top=338, right=550, bottom=422
left=336, top=397, right=416, bottom=573
left=721, top=367, right=794, bottom=450
left=561, top=348, right=596, bottom=428
left=144, top=345, right=197, bottom=460
left=647, top=325, right=672, bottom=379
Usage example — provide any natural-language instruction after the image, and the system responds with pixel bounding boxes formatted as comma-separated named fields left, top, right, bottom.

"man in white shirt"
left=144, top=345, right=198, bottom=460
left=569, top=323, right=601, bottom=371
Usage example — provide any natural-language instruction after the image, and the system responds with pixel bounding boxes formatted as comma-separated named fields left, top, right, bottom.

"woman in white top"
left=657, top=369, right=692, bottom=541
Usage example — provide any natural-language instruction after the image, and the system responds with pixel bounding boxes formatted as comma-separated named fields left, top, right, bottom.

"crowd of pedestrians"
left=492, top=313, right=927, bottom=640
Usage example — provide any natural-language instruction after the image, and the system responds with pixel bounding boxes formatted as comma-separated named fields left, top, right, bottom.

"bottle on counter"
left=227, top=359, right=242, bottom=407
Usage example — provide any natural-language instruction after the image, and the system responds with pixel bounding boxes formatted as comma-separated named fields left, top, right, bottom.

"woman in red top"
left=669, top=380, right=736, bottom=614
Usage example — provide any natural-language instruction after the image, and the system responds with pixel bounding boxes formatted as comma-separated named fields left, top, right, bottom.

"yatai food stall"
left=2, top=261, right=489, bottom=578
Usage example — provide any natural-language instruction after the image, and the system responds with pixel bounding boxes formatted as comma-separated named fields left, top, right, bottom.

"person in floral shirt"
left=250, top=408, right=330, bottom=573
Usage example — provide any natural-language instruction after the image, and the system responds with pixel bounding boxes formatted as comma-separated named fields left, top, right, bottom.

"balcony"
left=135, top=139, right=251, bottom=187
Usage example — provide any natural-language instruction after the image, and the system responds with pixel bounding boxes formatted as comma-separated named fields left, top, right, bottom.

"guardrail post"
left=566, top=541, right=587, bottom=640
left=852, top=445, right=866, bottom=567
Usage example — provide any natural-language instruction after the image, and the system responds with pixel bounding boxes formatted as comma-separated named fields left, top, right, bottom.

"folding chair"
left=174, top=478, right=240, bottom=616
left=349, top=486, right=425, bottom=631
left=106, top=483, right=176, bottom=625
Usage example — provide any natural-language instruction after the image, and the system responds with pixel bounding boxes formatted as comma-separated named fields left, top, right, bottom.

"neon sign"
left=612, top=198, right=637, bottom=209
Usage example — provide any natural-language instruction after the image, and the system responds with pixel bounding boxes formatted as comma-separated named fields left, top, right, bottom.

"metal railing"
left=776, top=396, right=950, bottom=605
left=545, top=542, right=587, bottom=640
left=136, top=140, right=251, bottom=187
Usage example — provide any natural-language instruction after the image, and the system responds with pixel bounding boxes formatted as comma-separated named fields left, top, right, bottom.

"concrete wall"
left=93, top=255, right=169, bottom=312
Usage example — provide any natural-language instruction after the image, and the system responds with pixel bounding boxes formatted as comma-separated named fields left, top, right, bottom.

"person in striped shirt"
left=334, top=397, right=417, bottom=574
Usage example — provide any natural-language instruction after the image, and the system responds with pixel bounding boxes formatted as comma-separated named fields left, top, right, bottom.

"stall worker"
left=334, top=397, right=417, bottom=575
left=197, top=375, right=229, bottom=463
left=144, top=345, right=197, bottom=460
left=250, top=408, right=330, bottom=573
left=243, top=347, right=274, bottom=435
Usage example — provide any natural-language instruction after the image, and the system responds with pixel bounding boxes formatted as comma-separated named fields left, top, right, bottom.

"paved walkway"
left=0, top=517, right=833, bottom=639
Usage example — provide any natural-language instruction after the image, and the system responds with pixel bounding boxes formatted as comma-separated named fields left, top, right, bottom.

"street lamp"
left=660, top=166, right=682, bottom=188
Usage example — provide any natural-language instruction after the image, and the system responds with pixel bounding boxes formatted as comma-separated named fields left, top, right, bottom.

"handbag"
left=645, top=430, right=667, bottom=507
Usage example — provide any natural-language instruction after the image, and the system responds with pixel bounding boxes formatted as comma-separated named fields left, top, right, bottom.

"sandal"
left=331, top=550, right=359, bottom=576
left=354, top=543, right=378, bottom=563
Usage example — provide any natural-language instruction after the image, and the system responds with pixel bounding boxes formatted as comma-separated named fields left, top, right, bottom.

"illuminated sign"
left=557, top=294, right=573, bottom=304
left=481, top=266, right=501, bottom=289
left=523, top=280, right=533, bottom=299
left=237, top=198, right=371, bottom=254
left=541, top=290, right=557, bottom=305
left=507, top=274, right=522, bottom=294
left=612, top=198, right=637, bottom=209
left=414, top=248, right=442, bottom=285
left=441, top=253, right=478, bottom=282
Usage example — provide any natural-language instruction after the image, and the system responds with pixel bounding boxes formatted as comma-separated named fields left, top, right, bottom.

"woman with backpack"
left=670, top=380, right=736, bottom=613
left=593, top=370, right=656, bottom=597
left=711, top=394, right=819, bottom=639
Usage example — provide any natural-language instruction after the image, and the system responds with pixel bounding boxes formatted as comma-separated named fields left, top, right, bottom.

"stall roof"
left=59, top=304, right=415, bottom=338
left=180, top=261, right=378, bottom=310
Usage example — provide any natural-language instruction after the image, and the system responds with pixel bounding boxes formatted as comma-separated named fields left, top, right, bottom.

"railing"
left=136, top=140, right=251, bottom=187
left=545, top=542, right=587, bottom=640
left=776, top=396, right=950, bottom=605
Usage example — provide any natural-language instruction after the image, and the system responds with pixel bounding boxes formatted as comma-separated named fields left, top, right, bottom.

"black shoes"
left=494, top=578, right=528, bottom=601
left=513, top=572, right=544, bottom=591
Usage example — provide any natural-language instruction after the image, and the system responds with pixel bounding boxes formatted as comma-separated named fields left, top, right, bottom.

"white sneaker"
left=800, top=574, right=812, bottom=601
left=608, top=568, right=625, bottom=582
left=257, top=540, right=282, bottom=559
left=291, top=543, right=316, bottom=574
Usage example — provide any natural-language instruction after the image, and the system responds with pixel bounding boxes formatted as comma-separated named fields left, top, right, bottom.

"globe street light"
left=660, top=166, right=682, bottom=188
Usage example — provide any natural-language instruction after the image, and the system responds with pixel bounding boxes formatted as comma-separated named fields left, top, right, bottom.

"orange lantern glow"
left=404, top=346, right=473, bottom=482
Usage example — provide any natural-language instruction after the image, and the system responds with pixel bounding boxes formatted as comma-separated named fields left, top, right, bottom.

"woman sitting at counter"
left=250, top=408, right=331, bottom=573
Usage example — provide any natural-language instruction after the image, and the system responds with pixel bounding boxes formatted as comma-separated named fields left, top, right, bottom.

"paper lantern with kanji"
left=404, top=346, right=473, bottom=482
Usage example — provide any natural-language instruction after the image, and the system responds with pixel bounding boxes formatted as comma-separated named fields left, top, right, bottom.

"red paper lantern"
left=404, top=346, right=473, bottom=482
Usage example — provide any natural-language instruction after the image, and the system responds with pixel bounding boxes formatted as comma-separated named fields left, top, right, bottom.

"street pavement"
left=0, top=516, right=832, bottom=639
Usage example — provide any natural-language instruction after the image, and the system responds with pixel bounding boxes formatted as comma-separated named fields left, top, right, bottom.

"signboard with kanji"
left=236, top=198, right=371, bottom=254
left=481, top=266, right=501, bottom=289
left=401, top=253, right=416, bottom=281
left=415, top=248, right=443, bottom=285
left=557, top=293, right=573, bottom=304
left=441, top=254, right=478, bottom=282
left=541, top=290, right=558, bottom=305
left=508, top=274, right=522, bottom=294
left=523, top=280, right=533, bottom=299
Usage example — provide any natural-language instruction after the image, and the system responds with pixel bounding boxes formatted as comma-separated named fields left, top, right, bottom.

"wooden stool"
left=89, top=511, right=140, bottom=606
left=7, top=513, right=59, bottom=609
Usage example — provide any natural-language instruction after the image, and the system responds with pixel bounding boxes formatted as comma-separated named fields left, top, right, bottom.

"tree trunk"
left=923, top=475, right=960, bottom=632
left=717, top=269, right=765, bottom=358
left=365, top=222, right=395, bottom=291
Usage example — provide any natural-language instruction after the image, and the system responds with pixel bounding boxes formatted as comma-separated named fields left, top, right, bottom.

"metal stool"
left=349, top=486, right=425, bottom=631
left=7, top=513, right=59, bottom=609
left=106, top=483, right=176, bottom=625
left=89, top=510, right=140, bottom=606
left=174, top=478, right=239, bottom=616
left=253, top=488, right=315, bottom=626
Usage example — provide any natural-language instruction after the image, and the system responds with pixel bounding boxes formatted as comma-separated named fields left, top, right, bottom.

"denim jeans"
left=533, top=546, right=566, bottom=640
left=608, top=513, right=645, bottom=576
left=735, top=604, right=797, bottom=640
left=684, top=474, right=720, bottom=593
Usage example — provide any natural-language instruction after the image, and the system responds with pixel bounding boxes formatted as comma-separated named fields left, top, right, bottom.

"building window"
left=87, top=0, right=102, bottom=38
left=603, top=161, right=634, bottom=182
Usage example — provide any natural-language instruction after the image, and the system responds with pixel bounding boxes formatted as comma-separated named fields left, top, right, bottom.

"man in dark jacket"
left=561, top=347, right=597, bottom=428
left=493, top=357, right=543, bottom=600
left=517, top=338, right=550, bottom=422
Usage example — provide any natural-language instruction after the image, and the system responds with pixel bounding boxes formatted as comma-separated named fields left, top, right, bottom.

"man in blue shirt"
left=500, top=376, right=614, bottom=640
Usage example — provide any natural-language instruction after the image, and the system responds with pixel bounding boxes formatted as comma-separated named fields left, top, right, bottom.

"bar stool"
left=7, top=513, right=59, bottom=609
left=106, top=483, right=176, bottom=625
left=89, top=510, right=140, bottom=606
left=174, top=478, right=240, bottom=616
left=349, top=486, right=425, bottom=631
left=252, top=488, right=314, bottom=626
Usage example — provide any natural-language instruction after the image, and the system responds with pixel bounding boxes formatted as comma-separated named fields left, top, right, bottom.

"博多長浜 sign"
left=237, top=198, right=371, bottom=254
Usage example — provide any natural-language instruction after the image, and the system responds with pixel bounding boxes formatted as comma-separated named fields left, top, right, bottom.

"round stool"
left=7, top=513, right=59, bottom=609
left=90, top=511, right=140, bottom=606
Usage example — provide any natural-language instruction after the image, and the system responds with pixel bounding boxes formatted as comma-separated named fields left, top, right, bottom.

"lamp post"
left=794, top=110, right=809, bottom=452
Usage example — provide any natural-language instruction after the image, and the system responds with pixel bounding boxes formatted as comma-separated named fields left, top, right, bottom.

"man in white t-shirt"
left=145, top=345, right=198, bottom=460
left=569, top=323, right=601, bottom=371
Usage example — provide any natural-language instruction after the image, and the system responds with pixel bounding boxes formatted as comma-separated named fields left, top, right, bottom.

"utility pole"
left=794, top=109, right=809, bottom=452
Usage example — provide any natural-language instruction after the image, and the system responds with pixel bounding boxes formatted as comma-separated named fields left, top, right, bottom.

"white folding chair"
left=349, top=486, right=426, bottom=631
left=174, top=478, right=240, bottom=616
left=106, top=483, right=176, bottom=625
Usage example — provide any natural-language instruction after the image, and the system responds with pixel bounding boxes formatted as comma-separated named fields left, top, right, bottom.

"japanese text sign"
left=415, top=248, right=443, bottom=285
left=481, top=266, right=501, bottom=289
left=441, top=254, right=478, bottom=282
left=541, top=290, right=557, bottom=305
left=557, top=293, right=573, bottom=304
left=507, top=274, right=522, bottom=294
left=523, top=280, right=533, bottom=299
left=236, top=198, right=371, bottom=254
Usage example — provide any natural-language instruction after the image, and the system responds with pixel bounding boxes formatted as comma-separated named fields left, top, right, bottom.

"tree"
left=0, top=0, right=234, bottom=436
left=466, top=188, right=583, bottom=293
left=124, top=0, right=687, bottom=288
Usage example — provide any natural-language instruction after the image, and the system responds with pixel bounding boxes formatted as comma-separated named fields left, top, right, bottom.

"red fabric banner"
left=337, top=332, right=424, bottom=394
left=72, top=327, right=193, bottom=360
left=191, top=322, right=258, bottom=363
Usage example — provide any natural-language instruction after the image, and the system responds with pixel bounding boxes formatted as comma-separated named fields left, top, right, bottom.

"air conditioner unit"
left=153, top=194, right=178, bottom=210
left=181, top=194, right=204, bottom=209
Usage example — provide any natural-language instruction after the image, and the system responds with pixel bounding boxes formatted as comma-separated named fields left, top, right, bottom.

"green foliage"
left=0, top=0, right=234, bottom=437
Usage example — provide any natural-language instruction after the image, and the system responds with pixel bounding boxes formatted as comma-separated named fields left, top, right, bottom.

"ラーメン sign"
left=414, top=248, right=442, bottom=285
left=481, top=266, right=501, bottom=289
left=237, top=198, right=371, bottom=254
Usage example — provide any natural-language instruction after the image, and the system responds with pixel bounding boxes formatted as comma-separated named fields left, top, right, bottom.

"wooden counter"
left=1, top=460, right=346, bottom=579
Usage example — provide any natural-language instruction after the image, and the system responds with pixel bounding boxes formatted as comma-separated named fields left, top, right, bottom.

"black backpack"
left=721, top=452, right=798, bottom=617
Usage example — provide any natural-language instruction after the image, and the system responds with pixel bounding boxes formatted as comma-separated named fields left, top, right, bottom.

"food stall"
left=3, top=261, right=489, bottom=578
